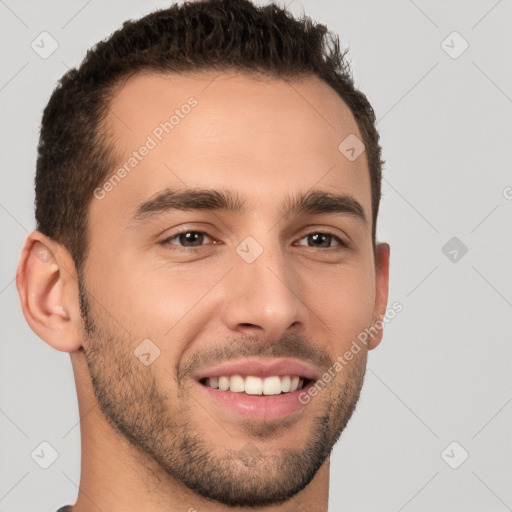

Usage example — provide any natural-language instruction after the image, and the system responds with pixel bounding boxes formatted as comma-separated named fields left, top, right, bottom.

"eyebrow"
left=130, top=187, right=367, bottom=225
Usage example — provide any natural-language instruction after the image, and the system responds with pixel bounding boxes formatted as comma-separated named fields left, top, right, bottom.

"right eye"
left=160, top=230, right=217, bottom=249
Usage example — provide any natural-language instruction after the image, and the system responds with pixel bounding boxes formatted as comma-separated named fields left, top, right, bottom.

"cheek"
left=93, top=257, right=228, bottom=339
left=307, top=263, right=376, bottom=350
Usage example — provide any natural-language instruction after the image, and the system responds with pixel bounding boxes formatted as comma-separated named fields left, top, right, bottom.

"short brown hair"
left=35, top=0, right=384, bottom=272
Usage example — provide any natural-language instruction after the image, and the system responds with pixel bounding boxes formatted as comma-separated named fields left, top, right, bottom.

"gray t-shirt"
left=56, top=506, right=72, bottom=512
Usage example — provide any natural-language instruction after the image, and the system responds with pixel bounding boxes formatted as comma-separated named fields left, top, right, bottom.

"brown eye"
left=162, top=231, right=213, bottom=248
left=296, top=232, right=344, bottom=249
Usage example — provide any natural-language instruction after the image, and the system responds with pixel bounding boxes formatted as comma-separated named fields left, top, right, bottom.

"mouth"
left=199, top=374, right=311, bottom=395
left=193, top=358, right=318, bottom=421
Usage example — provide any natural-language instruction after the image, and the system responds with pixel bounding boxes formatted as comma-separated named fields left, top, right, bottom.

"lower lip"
left=196, top=381, right=314, bottom=421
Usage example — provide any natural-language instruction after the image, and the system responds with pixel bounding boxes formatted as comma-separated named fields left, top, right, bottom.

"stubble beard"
left=78, top=282, right=367, bottom=507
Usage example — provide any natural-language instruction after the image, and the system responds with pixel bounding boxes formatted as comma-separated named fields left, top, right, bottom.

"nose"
left=219, top=242, right=309, bottom=343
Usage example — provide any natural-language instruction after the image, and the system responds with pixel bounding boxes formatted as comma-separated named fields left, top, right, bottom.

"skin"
left=17, top=71, right=389, bottom=512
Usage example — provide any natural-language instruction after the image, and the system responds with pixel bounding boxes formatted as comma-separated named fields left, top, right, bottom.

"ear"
left=367, top=242, right=390, bottom=350
left=16, top=231, right=83, bottom=352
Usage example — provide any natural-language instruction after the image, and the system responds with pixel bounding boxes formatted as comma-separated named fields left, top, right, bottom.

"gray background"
left=1, top=1, right=511, bottom=511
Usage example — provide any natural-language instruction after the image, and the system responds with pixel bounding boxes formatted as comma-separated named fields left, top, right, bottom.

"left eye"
left=296, top=232, right=344, bottom=249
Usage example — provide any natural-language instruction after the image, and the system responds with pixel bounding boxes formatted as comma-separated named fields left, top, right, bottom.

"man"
left=16, top=0, right=389, bottom=510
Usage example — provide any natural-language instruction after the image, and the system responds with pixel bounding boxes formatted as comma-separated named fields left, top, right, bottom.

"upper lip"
left=193, top=357, right=319, bottom=381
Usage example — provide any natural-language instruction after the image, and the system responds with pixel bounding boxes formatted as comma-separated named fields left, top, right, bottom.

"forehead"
left=93, top=70, right=371, bottom=223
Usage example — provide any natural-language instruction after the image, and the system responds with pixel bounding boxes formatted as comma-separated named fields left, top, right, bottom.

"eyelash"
left=160, top=229, right=347, bottom=251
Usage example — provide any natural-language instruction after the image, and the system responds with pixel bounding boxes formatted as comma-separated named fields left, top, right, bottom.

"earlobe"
left=367, top=242, right=390, bottom=351
left=16, top=231, right=83, bottom=352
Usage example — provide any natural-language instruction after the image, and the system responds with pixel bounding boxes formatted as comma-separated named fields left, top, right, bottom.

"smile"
left=193, top=358, right=318, bottom=421
left=200, top=375, right=309, bottom=395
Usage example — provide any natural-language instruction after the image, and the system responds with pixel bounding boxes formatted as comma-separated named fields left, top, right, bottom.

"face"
left=78, top=71, right=387, bottom=507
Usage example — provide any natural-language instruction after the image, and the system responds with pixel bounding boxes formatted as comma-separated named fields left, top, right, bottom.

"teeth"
left=218, top=376, right=230, bottom=391
left=204, top=375, right=307, bottom=395
left=229, top=375, right=245, bottom=392
left=262, top=376, right=281, bottom=395
left=245, top=376, right=263, bottom=395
